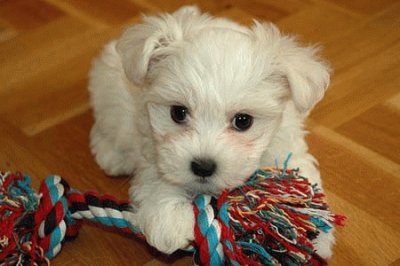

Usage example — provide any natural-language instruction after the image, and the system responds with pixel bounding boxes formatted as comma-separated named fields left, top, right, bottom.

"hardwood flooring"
left=1, top=1, right=399, bottom=265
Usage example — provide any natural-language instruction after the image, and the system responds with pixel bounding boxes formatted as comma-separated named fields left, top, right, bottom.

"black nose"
left=191, top=159, right=217, bottom=177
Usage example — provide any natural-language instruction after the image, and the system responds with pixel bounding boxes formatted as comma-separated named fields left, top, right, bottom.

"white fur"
left=89, top=6, right=333, bottom=258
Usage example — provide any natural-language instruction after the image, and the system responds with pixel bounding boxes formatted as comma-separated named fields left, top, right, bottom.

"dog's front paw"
left=138, top=201, right=195, bottom=254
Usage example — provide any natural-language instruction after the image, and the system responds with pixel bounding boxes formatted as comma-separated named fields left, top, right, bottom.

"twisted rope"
left=0, top=168, right=344, bottom=266
left=0, top=172, right=141, bottom=265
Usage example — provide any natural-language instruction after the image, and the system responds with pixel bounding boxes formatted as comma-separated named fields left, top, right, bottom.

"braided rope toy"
left=0, top=165, right=344, bottom=266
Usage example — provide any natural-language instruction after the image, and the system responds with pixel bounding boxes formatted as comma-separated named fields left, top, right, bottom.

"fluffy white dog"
left=89, top=6, right=334, bottom=259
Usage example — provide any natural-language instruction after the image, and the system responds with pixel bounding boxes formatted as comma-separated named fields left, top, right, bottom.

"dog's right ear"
left=116, top=6, right=202, bottom=85
left=252, top=22, right=330, bottom=114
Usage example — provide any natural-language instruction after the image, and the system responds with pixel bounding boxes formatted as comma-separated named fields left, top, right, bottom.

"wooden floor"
left=1, top=0, right=399, bottom=265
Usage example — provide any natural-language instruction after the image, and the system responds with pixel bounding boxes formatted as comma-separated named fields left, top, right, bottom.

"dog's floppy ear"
left=116, top=6, right=202, bottom=85
left=253, top=22, right=331, bottom=114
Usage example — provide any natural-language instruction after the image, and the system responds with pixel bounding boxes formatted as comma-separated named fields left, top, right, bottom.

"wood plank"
left=27, top=112, right=116, bottom=192
left=44, top=0, right=109, bottom=29
left=143, top=255, right=193, bottom=266
left=0, top=25, right=122, bottom=134
left=54, top=0, right=142, bottom=26
left=385, top=93, right=400, bottom=111
left=309, top=123, right=400, bottom=175
left=54, top=226, right=155, bottom=266
left=0, top=16, right=91, bottom=90
left=277, top=4, right=361, bottom=44
left=0, top=0, right=64, bottom=31
left=311, top=40, right=400, bottom=128
left=323, top=2, right=400, bottom=74
left=308, top=127, right=400, bottom=231
left=217, top=0, right=295, bottom=22
left=0, top=120, right=50, bottom=188
left=322, top=0, right=397, bottom=15
left=216, top=7, right=255, bottom=25
left=3, top=79, right=90, bottom=136
left=327, top=192, right=400, bottom=266
left=144, top=0, right=308, bottom=20
left=337, top=105, right=400, bottom=164
left=0, top=20, right=17, bottom=42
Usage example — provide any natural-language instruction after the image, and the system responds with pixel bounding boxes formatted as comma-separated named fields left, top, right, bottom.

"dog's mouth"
left=189, top=176, right=225, bottom=196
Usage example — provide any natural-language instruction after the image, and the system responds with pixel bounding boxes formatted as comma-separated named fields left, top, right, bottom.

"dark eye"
left=170, top=105, right=189, bottom=124
left=232, top=113, right=253, bottom=131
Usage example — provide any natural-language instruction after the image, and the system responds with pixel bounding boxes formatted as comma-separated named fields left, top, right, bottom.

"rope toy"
left=0, top=165, right=344, bottom=266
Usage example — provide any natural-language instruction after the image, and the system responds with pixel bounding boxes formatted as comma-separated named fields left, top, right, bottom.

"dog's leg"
left=90, top=122, right=137, bottom=176
left=129, top=166, right=195, bottom=254
left=89, top=41, right=139, bottom=176
left=136, top=198, right=194, bottom=254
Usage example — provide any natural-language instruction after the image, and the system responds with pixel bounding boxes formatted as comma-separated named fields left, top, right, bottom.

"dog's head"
left=117, top=6, right=330, bottom=195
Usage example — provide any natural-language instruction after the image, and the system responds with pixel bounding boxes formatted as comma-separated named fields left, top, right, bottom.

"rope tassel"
left=192, top=167, right=345, bottom=266
left=0, top=167, right=344, bottom=266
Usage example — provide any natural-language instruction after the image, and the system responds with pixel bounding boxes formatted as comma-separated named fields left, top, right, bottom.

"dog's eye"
left=170, top=105, right=189, bottom=124
left=232, top=113, right=253, bottom=131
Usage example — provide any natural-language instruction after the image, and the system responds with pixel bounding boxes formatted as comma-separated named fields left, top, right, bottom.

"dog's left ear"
left=116, top=6, right=203, bottom=85
left=253, top=22, right=331, bottom=114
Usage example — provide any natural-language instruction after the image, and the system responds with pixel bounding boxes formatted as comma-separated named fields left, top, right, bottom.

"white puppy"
left=89, top=6, right=333, bottom=259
